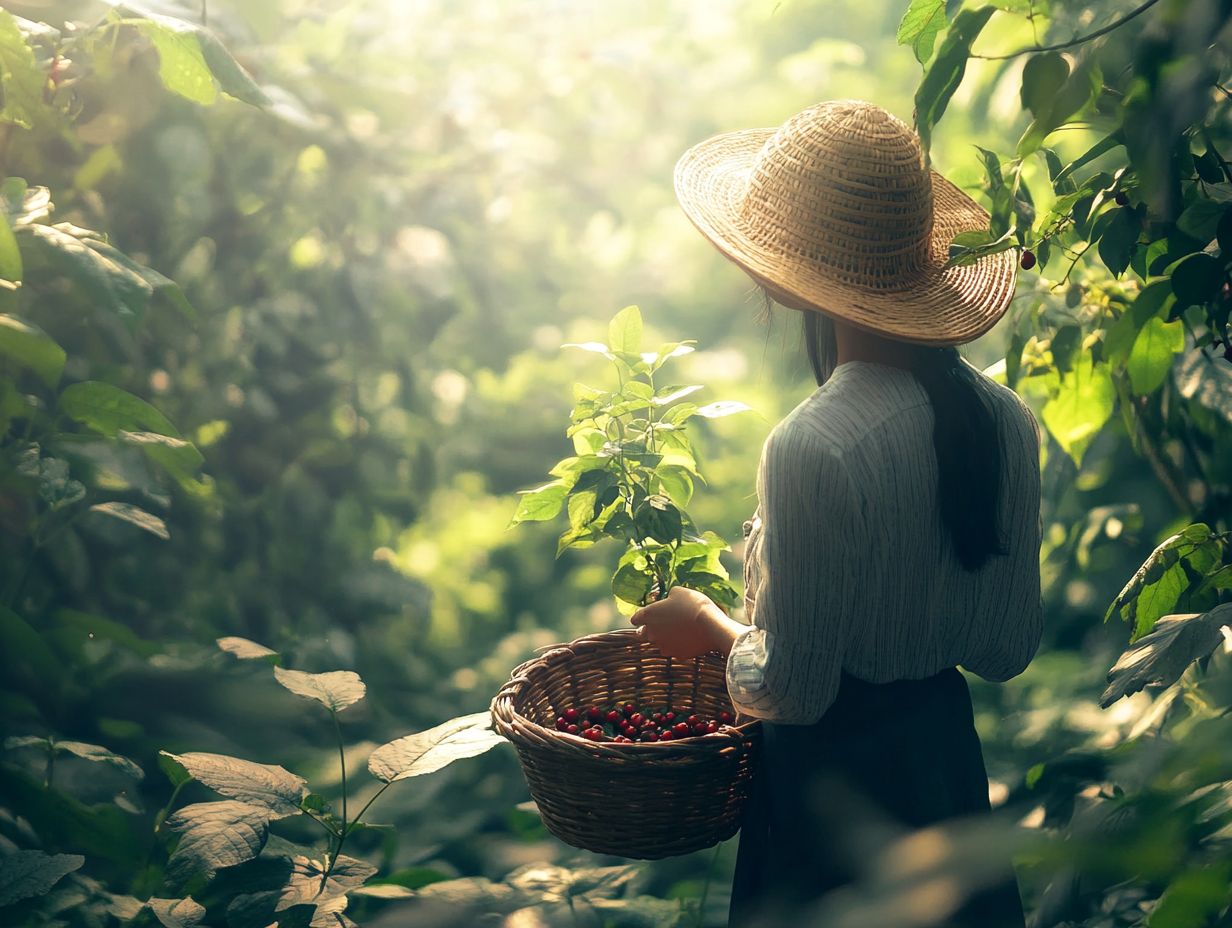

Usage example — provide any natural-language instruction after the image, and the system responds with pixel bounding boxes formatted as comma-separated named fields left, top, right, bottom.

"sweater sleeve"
left=725, top=424, right=865, bottom=725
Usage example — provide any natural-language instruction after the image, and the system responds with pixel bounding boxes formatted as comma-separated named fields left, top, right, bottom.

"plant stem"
left=975, top=0, right=1164, bottom=60
left=331, top=710, right=348, bottom=832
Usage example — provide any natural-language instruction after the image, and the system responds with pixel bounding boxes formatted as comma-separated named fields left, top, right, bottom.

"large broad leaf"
left=913, top=6, right=994, bottom=154
left=118, top=430, right=206, bottom=488
left=1100, top=605, right=1232, bottom=707
left=1041, top=356, right=1115, bottom=466
left=1105, top=523, right=1214, bottom=641
left=273, top=668, right=365, bottom=712
left=505, top=863, right=642, bottom=903
left=608, top=305, right=643, bottom=355
left=0, top=850, right=84, bottom=906
left=0, top=314, right=65, bottom=387
left=217, top=636, right=278, bottom=661
left=1171, top=253, right=1223, bottom=308
left=694, top=400, right=752, bottom=418
left=509, top=481, right=568, bottom=525
left=896, top=0, right=946, bottom=64
left=1020, top=52, right=1069, bottom=119
left=19, top=223, right=191, bottom=325
left=1175, top=339, right=1232, bottom=426
left=164, top=800, right=271, bottom=883
left=147, top=897, right=207, bottom=928
left=368, top=712, right=504, bottom=784
left=59, top=381, right=179, bottom=437
left=88, top=502, right=170, bottom=540
left=277, top=855, right=377, bottom=910
left=1125, top=317, right=1185, bottom=395
left=1017, top=57, right=1101, bottom=156
left=0, top=11, right=46, bottom=129
left=160, top=751, right=306, bottom=817
left=116, top=6, right=268, bottom=106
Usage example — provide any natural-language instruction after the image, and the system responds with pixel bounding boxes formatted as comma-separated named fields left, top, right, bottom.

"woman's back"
left=738, top=358, right=1043, bottom=722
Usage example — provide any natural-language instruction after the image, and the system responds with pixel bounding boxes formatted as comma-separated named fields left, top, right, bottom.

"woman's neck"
left=833, top=319, right=918, bottom=370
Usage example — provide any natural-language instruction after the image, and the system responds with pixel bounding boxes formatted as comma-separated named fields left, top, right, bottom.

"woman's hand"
left=629, top=586, right=723, bottom=659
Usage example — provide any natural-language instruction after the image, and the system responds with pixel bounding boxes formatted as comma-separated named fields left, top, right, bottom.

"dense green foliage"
left=0, top=0, right=1230, bottom=925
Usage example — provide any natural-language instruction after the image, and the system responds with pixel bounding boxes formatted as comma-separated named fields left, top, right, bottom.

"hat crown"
left=740, top=100, right=935, bottom=289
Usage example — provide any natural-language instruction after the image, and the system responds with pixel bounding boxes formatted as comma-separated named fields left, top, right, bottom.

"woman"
left=630, top=100, right=1043, bottom=927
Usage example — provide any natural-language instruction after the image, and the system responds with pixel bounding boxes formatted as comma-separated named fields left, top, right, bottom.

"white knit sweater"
left=726, top=359, right=1043, bottom=725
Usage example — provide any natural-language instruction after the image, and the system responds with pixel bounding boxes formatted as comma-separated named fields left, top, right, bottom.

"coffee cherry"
left=587, top=706, right=603, bottom=722
left=563, top=708, right=579, bottom=723
left=555, top=717, right=569, bottom=731
left=657, top=730, right=672, bottom=741
left=664, top=711, right=676, bottom=723
left=622, top=703, right=635, bottom=717
left=706, top=722, right=718, bottom=733
left=651, top=712, right=663, bottom=723
left=606, top=710, right=620, bottom=723
left=630, top=713, right=644, bottom=726
left=1115, top=190, right=1129, bottom=206
left=1020, top=250, right=1036, bottom=271
left=566, top=723, right=579, bottom=734
left=718, top=711, right=734, bottom=724
left=673, top=722, right=690, bottom=737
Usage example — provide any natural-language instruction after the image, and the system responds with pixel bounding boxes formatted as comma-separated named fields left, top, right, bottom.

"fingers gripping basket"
left=490, top=627, right=762, bottom=859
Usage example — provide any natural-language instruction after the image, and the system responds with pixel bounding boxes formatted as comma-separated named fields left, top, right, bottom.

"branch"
left=975, top=0, right=1164, bottom=61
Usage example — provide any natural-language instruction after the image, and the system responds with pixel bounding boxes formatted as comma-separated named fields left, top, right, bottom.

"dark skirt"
left=728, top=667, right=1026, bottom=928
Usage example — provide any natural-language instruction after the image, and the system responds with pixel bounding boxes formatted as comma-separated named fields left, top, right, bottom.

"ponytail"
left=801, top=312, right=1007, bottom=572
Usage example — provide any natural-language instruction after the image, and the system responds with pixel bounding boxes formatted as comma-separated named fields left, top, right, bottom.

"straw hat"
left=673, top=100, right=1018, bottom=346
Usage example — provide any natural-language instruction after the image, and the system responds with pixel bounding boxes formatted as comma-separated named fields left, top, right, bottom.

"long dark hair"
left=802, top=311, right=1008, bottom=572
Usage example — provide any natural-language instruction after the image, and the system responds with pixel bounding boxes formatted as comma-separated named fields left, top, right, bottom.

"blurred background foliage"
left=0, top=0, right=1230, bottom=925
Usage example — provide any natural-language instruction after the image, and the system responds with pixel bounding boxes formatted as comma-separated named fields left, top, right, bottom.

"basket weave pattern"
left=491, top=628, right=762, bottom=859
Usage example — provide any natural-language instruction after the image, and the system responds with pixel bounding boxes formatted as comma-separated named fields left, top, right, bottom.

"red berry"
left=564, top=708, right=579, bottom=723
left=1020, top=250, right=1036, bottom=271
left=651, top=712, right=663, bottom=723
left=687, top=715, right=699, bottom=725
left=566, top=723, right=579, bottom=734
left=587, top=706, right=602, bottom=721
left=664, top=712, right=676, bottom=723
left=657, top=730, right=672, bottom=741
left=630, top=713, right=644, bottom=726
left=673, top=722, right=690, bottom=736
left=606, top=710, right=620, bottom=723
left=555, top=718, right=568, bottom=731
left=1115, top=191, right=1129, bottom=206
left=718, top=711, right=734, bottom=724
left=622, top=703, right=635, bottom=716
left=706, top=722, right=718, bottom=733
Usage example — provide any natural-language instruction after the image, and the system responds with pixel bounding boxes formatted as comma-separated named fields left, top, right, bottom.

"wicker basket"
left=490, top=627, right=762, bottom=859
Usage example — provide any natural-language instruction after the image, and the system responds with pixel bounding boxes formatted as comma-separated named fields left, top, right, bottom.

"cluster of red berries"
left=552, top=703, right=736, bottom=743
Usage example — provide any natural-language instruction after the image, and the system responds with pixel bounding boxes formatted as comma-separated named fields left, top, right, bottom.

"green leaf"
left=608, top=305, right=643, bottom=355
left=612, top=561, right=655, bottom=605
left=164, top=800, right=270, bottom=883
left=652, top=384, right=703, bottom=406
left=1100, top=605, right=1232, bottom=707
left=656, top=465, right=694, bottom=509
left=1017, top=57, right=1101, bottom=157
left=1020, top=53, right=1069, bottom=119
left=148, top=897, right=207, bottom=928
left=118, top=430, right=206, bottom=489
left=1094, top=208, right=1137, bottom=278
left=368, top=711, right=504, bottom=783
left=1174, top=341, right=1232, bottom=425
left=273, top=668, right=365, bottom=713
left=1176, top=200, right=1227, bottom=243
left=1125, top=317, right=1184, bottom=395
left=1040, top=357, right=1115, bottom=466
left=896, top=0, right=946, bottom=64
left=635, top=495, right=682, bottom=545
left=0, top=850, right=85, bottom=907
left=1053, top=132, right=1125, bottom=186
left=0, top=314, right=65, bottom=387
left=1105, top=525, right=1213, bottom=639
left=913, top=7, right=994, bottom=154
left=55, top=741, right=144, bottom=779
left=216, top=636, right=278, bottom=661
left=138, top=18, right=217, bottom=104
left=1171, top=252, right=1223, bottom=308
left=562, top=341, right=614, bottom=358
left=60, top=381, right=179, bottom=438
left=510, top=481, right=568, bottom=525
left=159, top=751, right=306, bottom=817
left=0, top=209, right=20, bottom=286
left=279, top=854, right=376, bottom=908
left=351, top=884, right=417, bottom=899
left=0, top=12, right=47, bottom=129
left=88, top=502, right=170, bottom=540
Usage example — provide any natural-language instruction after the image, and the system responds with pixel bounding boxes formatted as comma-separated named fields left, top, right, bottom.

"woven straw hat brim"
left=674, top=127, right=1018, bottom=347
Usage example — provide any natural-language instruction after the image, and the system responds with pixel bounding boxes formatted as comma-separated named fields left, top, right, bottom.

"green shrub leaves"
left=160, top=752, right=307, bottom=818
left=1100, top=605, right=1232, bottom=707
left=273, top=668, right=366, bottom=713
left=368, top=712, right=504, bottom=784
left=0, top=850, right=84, bottom=906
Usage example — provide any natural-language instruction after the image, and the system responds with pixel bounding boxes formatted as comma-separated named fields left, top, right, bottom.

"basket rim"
left=491, top=627, right=761, bottom=758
